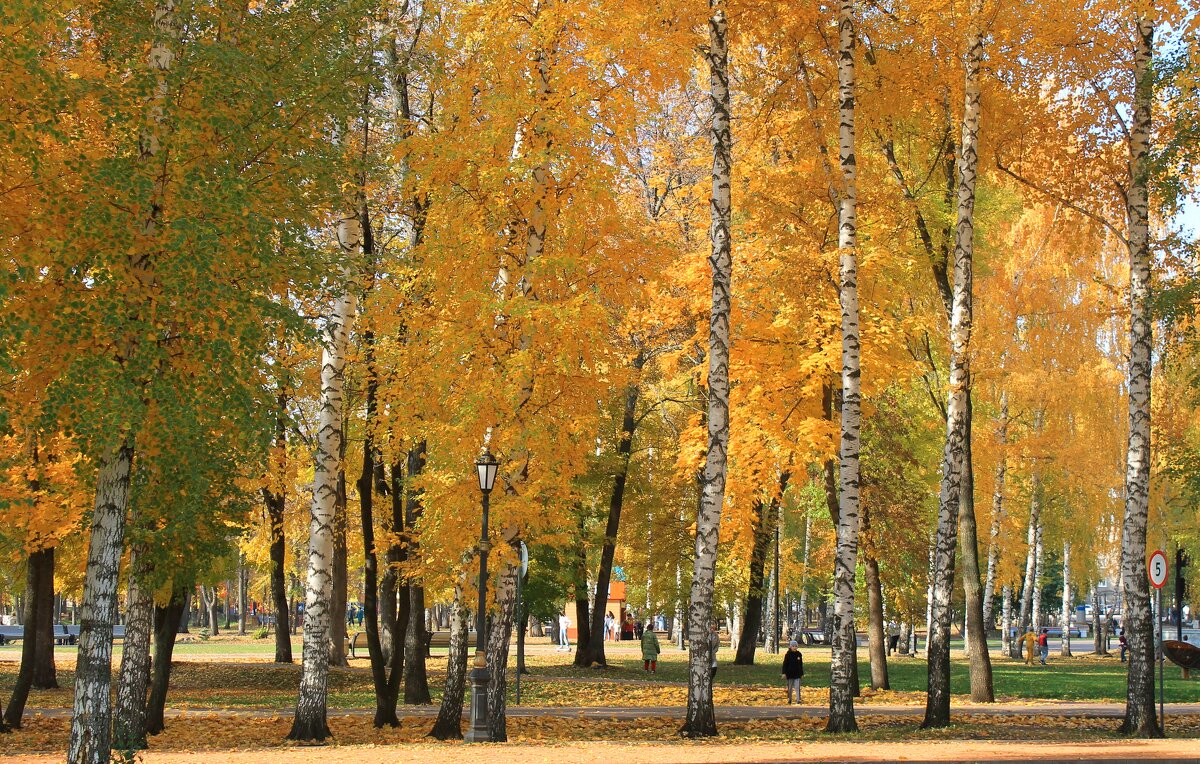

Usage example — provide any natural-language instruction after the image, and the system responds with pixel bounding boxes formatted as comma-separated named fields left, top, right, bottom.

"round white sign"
left=1148, top=550, right=1168, bottom=589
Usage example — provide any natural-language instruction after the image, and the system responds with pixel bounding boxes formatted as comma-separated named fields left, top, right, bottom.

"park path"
left=22, top=701, right=1200, bottom=720
left=8, top=739, right=1200, bottom=764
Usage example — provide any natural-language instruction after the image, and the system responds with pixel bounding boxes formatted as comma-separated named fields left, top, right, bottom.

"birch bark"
left=113, top=547, right=154, bottom=751
left=1061, top=542, right=1073, bottom=657
left=828, top=0, right=863, bottom=733
left=1119, top=15, right=1160, bottom=739
left=1015, top=466, right=1042, bottom=657
left=287, top=219, right=359, bottom=741
left=67, top=443, right=135, bottom=764
left=923, top=0, right=986, bottom=726
left=682, top=0, right=731, bottom=739
left=429, top=577, right=469, bottom=740
left=982, top=394, right=1008, bottom=628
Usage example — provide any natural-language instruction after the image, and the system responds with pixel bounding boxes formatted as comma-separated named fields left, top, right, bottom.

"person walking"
left=1021, top=629, right=1038, bottom=665
left=782, top=640, right=805, bottom=704
left=1119, top=630, right=1128, bottom=662
left=641, top=622, right=661, bottom=672
left=558, top=612, right=571, bottom=652
left=1038, top=628, right=1050, bottom=665
left=887, top=621, right=900, bottom=656
left=604, top=612, right=614, bottom=641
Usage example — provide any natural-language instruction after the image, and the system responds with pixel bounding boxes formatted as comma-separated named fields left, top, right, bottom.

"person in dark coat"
left=782, top=640, right=805, bottom=704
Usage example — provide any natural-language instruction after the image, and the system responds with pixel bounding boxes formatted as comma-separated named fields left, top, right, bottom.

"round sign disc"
left=1148, top=550, right=1168, bottom=589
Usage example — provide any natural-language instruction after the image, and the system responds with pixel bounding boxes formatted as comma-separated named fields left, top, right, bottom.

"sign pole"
left=1149, top=549, right=1168, bottom=735
left=1158, top=586, right=1164, bottom=734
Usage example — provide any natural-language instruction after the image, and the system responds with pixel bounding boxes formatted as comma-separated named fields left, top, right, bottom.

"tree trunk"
left=734, top=497, right=774, bottom=665
left=1032, top=520, right=1044, bottom=631
left=4, top=546, right=57, bottom=727
left=1093, top=588, right=1106, bottom=656
left=960, top=392, right=994, bottom=701
left=982, top=394, right=1008, bottom=629
left=1015, top=455, right=1042, bottom=657
left=828, top=0, right=863, bottom=732
left=330, top=469, right=349, bottom=668
left=67, top=441, right=135, bottom=764
left=354, top=308, right=398, bottom=728
left=1000, top=585, right=1013, bottom=657
left=382, top=460, right=410, bottom=721
left=865, top=553, right=889, bottom=691
left=237, top=552, right=247, bottom=636
left=288, top=225, right=359, bottom=742
left=923, top=0, right=983, bottom=728
left=145, top=589, right=186, bottom=735
left=486, top=555, right=520, bottom=742
left=113, top=549, right=154, bottom=751
left=428, top=579, right=469, bottom=740
left=582, top=359, right=644, bottom=667
left=1061, top=542, right=1073, bottom=657
left=266, top=388, right=292, bottom=663
left=1119, top=14, right=1160, bottom=739
left=403, top=442, right=431, bottom=705
left=682, top=0, right=731, bottom=739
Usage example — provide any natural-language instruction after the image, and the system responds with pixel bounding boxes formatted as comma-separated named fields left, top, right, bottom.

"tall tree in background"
left=682, top=0, right=732, bottom=739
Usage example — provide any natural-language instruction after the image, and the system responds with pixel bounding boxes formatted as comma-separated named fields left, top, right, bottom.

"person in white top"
left=558, top=613, right=571, bottom=652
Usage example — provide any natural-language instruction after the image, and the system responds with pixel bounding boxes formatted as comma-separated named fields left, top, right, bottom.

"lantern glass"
left=476, top=452, right=499, bottom=492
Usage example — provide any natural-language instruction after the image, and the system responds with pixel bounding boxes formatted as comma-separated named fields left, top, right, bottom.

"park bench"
left=347, top=629, right=453, bottom=660
left=0, top=625, right=24, bottom=645
left=54, top=624, right=77, bottom=645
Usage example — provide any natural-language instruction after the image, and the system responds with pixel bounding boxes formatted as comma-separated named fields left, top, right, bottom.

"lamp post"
left=465, top=448, right=499, bottom=743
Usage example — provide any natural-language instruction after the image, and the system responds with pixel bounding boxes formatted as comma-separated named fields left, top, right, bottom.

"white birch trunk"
left=1032, top=520, right=1044, bottom=631
left=828, top=0, right=862, bottom=733
left=113, top=547, right=154, bottom=751
left=1119, top=15, right=1159, bottom=737
left=683, top=0, right=732, bottom=740
left=288, top=221, right=359, bottom=741
left=1061, top=541, right=1073, bottom=657
left=1000, top=585, right=1013, bottom=656
left=67, top=443, right=135, bottom=764
left=982, top=393, right=1008, bottom=628
left=924, top=0, right=985, bottom=724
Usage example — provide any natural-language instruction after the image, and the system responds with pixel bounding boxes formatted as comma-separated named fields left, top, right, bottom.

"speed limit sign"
left=1148, top=549, right=1169, bottom=589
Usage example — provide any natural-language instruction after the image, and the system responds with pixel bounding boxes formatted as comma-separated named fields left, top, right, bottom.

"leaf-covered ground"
left=4, top=712, right=1200, bottom=755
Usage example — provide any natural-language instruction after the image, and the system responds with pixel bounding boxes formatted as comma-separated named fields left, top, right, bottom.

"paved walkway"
left=24, top=701, right=1200, bottom=720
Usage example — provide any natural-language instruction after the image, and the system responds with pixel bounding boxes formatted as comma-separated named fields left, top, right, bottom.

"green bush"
left=198, top=627, right=211, bottom=641
left=253, top=626, right=270, bottom=640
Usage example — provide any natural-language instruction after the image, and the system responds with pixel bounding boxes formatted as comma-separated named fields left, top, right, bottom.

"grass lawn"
left=3, top=637, right=1198, bottom=709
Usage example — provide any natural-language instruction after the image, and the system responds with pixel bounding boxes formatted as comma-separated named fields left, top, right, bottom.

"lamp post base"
left=464, top=664, right=491, bottom=742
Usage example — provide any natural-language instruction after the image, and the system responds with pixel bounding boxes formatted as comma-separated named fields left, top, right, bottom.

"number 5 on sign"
left=1148, top=549, right=1168, bottom=589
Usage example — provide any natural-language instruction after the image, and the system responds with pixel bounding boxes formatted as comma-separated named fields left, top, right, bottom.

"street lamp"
left=465, top=448, right=499, bottom=743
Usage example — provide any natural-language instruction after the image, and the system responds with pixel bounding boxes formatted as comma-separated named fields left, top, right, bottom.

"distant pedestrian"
left=1021, top=629, right=1038, bottom=665
left=604, top=613, right=615, bottom=641
left=346, top=604, right=355, bottom=628
left=641, top=623, right=661, bottom=672
left=782, top=640, right=805, bottom=704
left=1038, top=628, right=1050, bottom=665
left=558, top=613, right=571, bottom=652
left=1119, top=630, right=1128, bottom=663
left=356, top=607, right=364, bottom=627
left=622, top=614, right=635, bottom=641
left=887, top=621, right=900, bottom=656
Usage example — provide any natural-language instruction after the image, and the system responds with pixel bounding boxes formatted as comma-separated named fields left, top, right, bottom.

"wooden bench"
left=0, top=625, right=23, bottom=645
left=346, top=629, right=453, bottom=659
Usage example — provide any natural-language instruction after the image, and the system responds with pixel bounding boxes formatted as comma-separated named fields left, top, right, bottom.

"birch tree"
left=923, top=0, right=990, bottom=727
left=1118, top=15, right=1159, bottom=737
left=287, top=219, right=360, bottom=742
left=827, top=0, right=864, bottom=734
left=681, top=0, right=731, bottom=739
